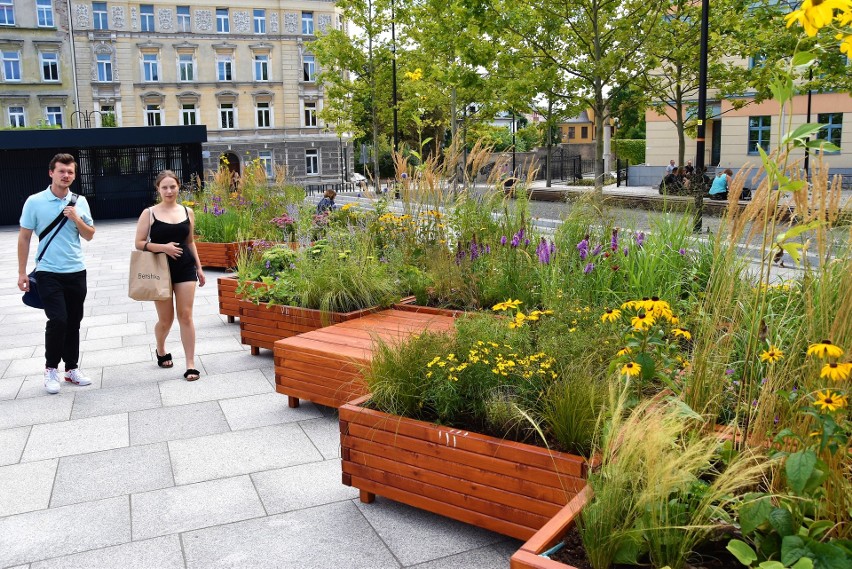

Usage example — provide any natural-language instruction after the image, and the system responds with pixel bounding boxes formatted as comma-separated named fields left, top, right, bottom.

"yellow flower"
left=807, top=340, right=844, bottom=359
left=840, top=33, right=852, bottom=55
left=821, top=362, right=851, bottom=381
left=492, top=299, right=523, bottom=312
left=759, top=346, right=784, bottom=363
left=508, top=312, right=527, bottom=329
left=616, top=347, right=631, bottom=357
left=671, top=328, right=692, bottom=341
left=785, top=0, right=846, bottom=37
left=621, top=362, right=642, bottom=377
left=631, top=312, right=655, bottom=331
left=813, top=389, right=848, bottom=412
left=600, top=308, right=622, bottom=323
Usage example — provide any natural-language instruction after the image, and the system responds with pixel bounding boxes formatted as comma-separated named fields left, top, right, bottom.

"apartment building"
left=0, top=0, right=75, bottom=129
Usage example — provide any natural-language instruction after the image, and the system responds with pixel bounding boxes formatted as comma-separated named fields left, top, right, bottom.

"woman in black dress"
left=134, top=170, right=206, bottom=381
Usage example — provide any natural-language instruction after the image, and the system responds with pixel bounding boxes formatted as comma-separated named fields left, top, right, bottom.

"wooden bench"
left=274, top=309, right=456, bottom=409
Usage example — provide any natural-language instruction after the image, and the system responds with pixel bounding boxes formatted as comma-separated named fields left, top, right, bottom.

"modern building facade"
left=0, top=0, right=76, bottom=130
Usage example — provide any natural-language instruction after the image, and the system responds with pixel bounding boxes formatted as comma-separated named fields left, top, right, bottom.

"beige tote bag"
left=128, top=208, right=172, bottom=301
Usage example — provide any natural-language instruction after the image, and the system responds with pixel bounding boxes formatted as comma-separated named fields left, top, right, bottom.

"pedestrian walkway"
left=0, top=220, right=520, bottom=569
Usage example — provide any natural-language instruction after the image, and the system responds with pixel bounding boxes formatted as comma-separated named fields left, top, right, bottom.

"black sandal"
left=156, top=351, right=173, bottom=368
left=184, top=369, right=200, bottom=381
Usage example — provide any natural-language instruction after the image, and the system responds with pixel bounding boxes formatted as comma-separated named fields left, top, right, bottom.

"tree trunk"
left=593, top=89, right=605, bottom=201
left=545, top=96, right=553, bottom=188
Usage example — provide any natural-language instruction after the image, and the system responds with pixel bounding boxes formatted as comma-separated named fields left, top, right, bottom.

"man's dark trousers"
left=37, top=270, right=87, bottom=370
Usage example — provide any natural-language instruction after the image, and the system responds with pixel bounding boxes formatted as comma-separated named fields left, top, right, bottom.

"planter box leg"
left=359, top=490, right=375, bottom=504
left=288, top=395, right=300, bottom=408
left=227, top=315, right=235, bottom=324
left=251, top=346, right=260, bottom=356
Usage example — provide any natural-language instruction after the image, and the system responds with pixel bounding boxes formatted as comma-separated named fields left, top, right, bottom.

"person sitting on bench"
left=708, top=169, right=733, bottom=200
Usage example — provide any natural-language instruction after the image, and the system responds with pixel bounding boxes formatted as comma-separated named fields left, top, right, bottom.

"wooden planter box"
left=392, top=299, right=466, bottom=319
left=239, top=300, right=380, bottom=355
left=217, top=277, right=269, bottom=323
left=195, top=239, right=252, bottom=269
left=274, top=309, right=456, bottom=409
left=510, top=487, right=591, bottom=569
left=340, top=395, right=591, bottom=541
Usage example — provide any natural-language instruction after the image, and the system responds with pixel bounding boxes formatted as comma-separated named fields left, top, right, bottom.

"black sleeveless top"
left=149, top=206, right=197, bottom=284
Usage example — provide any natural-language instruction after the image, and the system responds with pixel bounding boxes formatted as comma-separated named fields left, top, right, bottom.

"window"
left=305, top=149, right=318, bottom=175
left=8, top=106, right=24, bottom=127
left=253, top=54, right=268, bottom=81
left=581, top=126, right=588, bottom=138
left=302, top=11, right=313, bottom=35
left=181, top=103, right=197, bottom=125
left=178, top=54, right=194, bottom=81
left=176, top=6, right=190, bottom=32
left=142, top=53, right=159, bottom=82
left=748, top=116, right=771, bottom=155
left=92, top=2, right=107, bottom=30
left=258, top=150, right=273, bottom=177
left=140, top=4, right=154, bottom=32
left=568, top=126, right=575, bottom=139
left=256, top=101, right=270, bottom=128
left=145, top=104, right=162, bottom=126
left=748, top=54, right=766, bottom=69
left=303, top=55, right=315, bottom=82
left=2, top=51, right=21, bottom=81
left=219, top=103, right=234, bottom=129
left=36, top=0, right=54, bottom=27
left=817, top=113, right=842, bottom=151
left=0, top=0, right=14, bottom=25
left=216, top=8, right=229, bottom=33
left=45, top=106, right=62, bottom=126
left=304, top=101, right=317, bottom=127
left=41, top=52, right=59, bottom=81
left=217, top=56, right=232, bottom=81
left=96, top=52, right=112, bottom=81
left=253, top=9, right=265, bottom=34
left=99, top=104, right=115, bottom=126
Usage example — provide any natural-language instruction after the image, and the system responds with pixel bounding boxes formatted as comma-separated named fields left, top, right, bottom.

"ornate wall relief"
left=158, top=9, right=173, bottom=31
left=111, top=6, right=125, bottom=29
left=195, top=10, right=213, bottom=32
left=270, top=13, right=279, bottom=33
left=74, top=4, right=89, bottom=29
left=234, top=11, right=250, bottom=33
left=318, top=14, right=332, bottom=34
left=284, top=13, right=297, bottom=33
left=91, top=42, right=118, bottom=81
left=130, top=7, right=137, bottom=30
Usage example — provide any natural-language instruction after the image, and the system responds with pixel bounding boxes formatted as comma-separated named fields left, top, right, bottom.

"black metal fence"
left=616, top=159, right=629, bottom=187
left=535, top=148, right=583, bottom=182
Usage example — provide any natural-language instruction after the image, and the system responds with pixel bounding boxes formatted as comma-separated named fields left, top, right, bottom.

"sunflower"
left=671, top=328, right=692, bottom=341
left=631, top=312, right=655, bottom=331
left=621, top=362, right=641, bottom=377
left=813, top=389, right=848, bottom=412
left=600, top=308, right=622, bottom=323
left=821, top=362, right=852, bottom=381
left=492, top=299, right=523, bottom=312
left=785, top=0, right=846, bottom=37
left=759, top=346, right=784, bottom=364
left=807, top=340, right=844, bottom=359
left=616, top=347, right=632, bottom=357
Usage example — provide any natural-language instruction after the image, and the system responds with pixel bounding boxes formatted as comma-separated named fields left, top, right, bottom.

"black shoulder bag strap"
left=35, top=193, right=78, bottom=266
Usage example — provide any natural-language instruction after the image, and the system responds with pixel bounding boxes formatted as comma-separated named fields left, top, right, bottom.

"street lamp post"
left=511, top=110, right=516, bottom=180
left=693, top=0, right=710, bottom=233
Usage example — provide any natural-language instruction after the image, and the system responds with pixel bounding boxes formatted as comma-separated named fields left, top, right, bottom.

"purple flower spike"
left=610, top=229, right=619, bottom=251
left=679, top=248, right=686, bottom=255
left=485, top=244, right=491, bottom=254
left=623, top=246, right=629, bottom=256
left=583, top=262, right=594, bottom=274
left=725, top=368, right=735, bottom=376
left=500, top=236, right=508, bottom=246
left=635, top=232, right=645, bottom=247
left=401, top=172, right=408, bottom=179
left=536, top=238, right=551, bottom=264
left=550, top=242, right=556, bottom=255
left=524, top=238, right=530, bottom=246
left=577, top=238, right=589, bottom=261
left=591, top=244, right=602, bottom=257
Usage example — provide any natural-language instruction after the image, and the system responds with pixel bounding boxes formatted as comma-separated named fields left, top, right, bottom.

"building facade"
left=0, top=0, right=76, bottom=130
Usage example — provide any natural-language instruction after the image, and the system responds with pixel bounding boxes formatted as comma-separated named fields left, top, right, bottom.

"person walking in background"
left=316, top=189, right=337, bottom=214
left=134, top=170, right=206, bottom=381
left=708, top=168, right=733, bottom=200
left=17, top=153, right=96, bottom=394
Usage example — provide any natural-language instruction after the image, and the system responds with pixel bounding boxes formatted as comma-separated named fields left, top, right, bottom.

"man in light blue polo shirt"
left=17, top=153, right=96, bottom=394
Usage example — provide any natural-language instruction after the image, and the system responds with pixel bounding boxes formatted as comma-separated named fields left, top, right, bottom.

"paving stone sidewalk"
left=0, top=220, right=520, bottom=569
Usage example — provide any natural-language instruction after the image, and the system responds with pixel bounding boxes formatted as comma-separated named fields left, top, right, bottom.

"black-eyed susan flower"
left=621, top=362, right=641, bottom=377
left=508, top=312, right=527, bottom=329
left=492, top=299, right=523, bottom=312
left=671, top=328, right=692, bottom=341
left=821, top=362, right=851, bottom=382
left=631, top=312, right=655, bottom=331
left=600, top=308, right=621, bottom=323
left=616, top=347, right=632, bottom=357
left=759, top=346, right=784, bottom=363
left=807, top=340, right=844, bottom=359
left=784, top=0, right=844, bottom=37
left=813, top=389, right=848, bottom=412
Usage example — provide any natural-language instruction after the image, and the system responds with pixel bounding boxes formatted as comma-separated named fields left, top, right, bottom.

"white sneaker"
left=65, top=368, right=92, bottom=386
left=44, top=368, right=61, bottom=394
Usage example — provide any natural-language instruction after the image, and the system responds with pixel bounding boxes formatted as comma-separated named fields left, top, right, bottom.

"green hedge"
left=613, top=139, right=645, bottom=164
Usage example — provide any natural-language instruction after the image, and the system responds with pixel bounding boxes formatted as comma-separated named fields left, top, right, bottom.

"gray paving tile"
left=1, top=310, right=48, bottom=325
left=89, top=302, right=144, bottom=316
left=168, top=423, right=322, bottom=485
left=101, top=361, right=178, bottom=388
left=16, top=371, right=102, bottom=399
left=77, top=313, right=128, bottom=328
left=0, top=496, right=130, bottom=568
left=252, top=458, right=358, bottom=514
left=356, top=498, right=504, bottom=566
left=409, top=543, right=521, bottom=569
left=22, top=413, right=129, bottom=462
left=31, top=535, right=184, bottom=569
left=0, top=426, right=30, bottom=465
left=132, top=475, right=265, bottom=541
left=0, top=346, right=38, bottom=360
left=193, top=336, right=245, bottom=355
left=0, top=375, right=23, bottom=400
left=197, top=350, right=274, bottom=375
left=182, top=501, right=400, bottom=569
left=0, top=395, right=73, bottom=430
left=129, top=401, right=231, bottom=445
left=51, top=443, right=173, bottom=507
left=219, top=392, right=323, bottom=431
left=5, top=356, right=46, bottom=378
left=78, top=336, right=123, bottom=353
left=159, top=369, right=272, bottom=407
left=0, top=459, right=57, bottom=516
left=81, top=345, right=152, bottom=368
left=0, top=332, right=43, bottom=349
left=70, top=383, right=162, bottom=420
left=84, top=322, right=147, bottom=341
left=299, top=413, right=343, bottom=459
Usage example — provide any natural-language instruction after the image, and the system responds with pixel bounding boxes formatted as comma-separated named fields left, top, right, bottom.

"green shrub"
left=613, top=139, right=645, bottom=164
